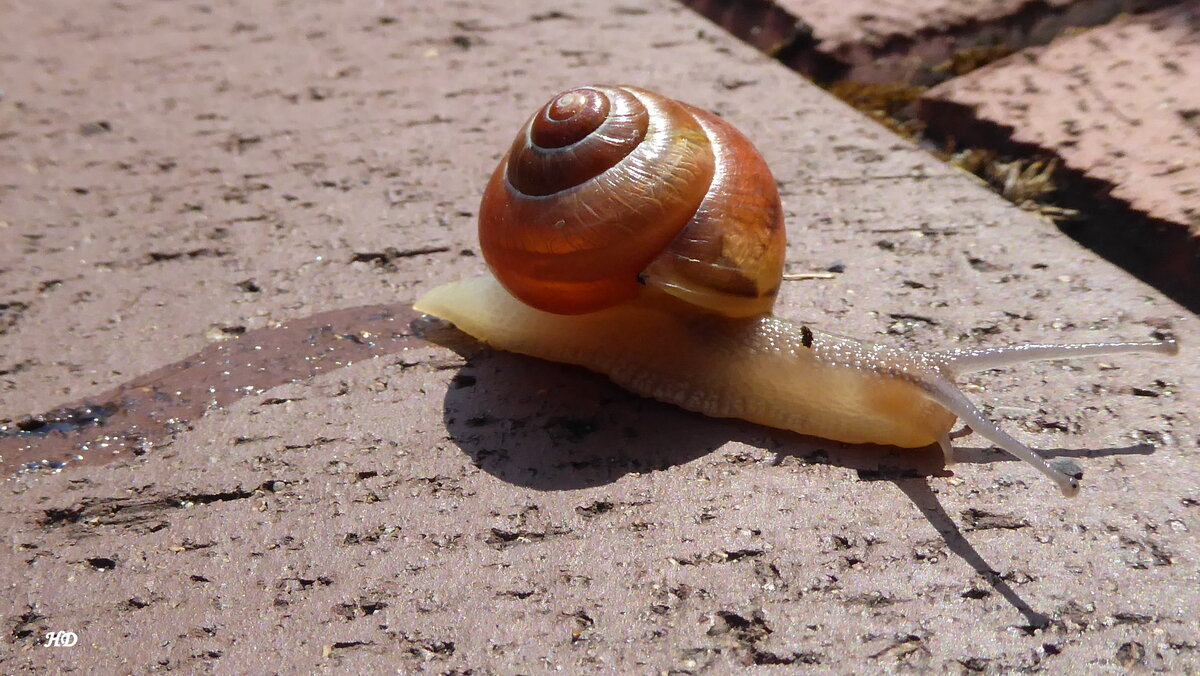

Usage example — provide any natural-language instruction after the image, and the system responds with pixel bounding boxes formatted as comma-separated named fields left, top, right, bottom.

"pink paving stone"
left=685, top=0, right=1157, bottom=82
left=920, top=1, right=1200, bottom=235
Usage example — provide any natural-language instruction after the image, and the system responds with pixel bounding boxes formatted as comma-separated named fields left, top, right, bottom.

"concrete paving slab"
left=685, top=0, right=1160, bottom=83
left=1, top=0, right=1197, bottom=673
left=920, top=1, right=1200, bottom=237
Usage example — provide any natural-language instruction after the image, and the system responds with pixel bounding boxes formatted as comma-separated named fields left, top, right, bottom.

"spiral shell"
left=479, top=85, right=785, bottom=317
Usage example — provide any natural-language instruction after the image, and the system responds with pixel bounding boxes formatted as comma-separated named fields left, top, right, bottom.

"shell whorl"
left=479, top=85, right=785, bottom=317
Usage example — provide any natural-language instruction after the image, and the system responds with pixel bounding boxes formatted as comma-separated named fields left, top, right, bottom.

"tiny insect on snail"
left=414, top=84, right=1179, bottom=497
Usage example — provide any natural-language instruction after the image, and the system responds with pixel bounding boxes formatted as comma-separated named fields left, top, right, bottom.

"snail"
left=414, top=85, right=1178, bottom=497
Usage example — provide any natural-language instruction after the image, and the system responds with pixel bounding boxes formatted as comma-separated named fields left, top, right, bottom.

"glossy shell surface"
left=479, top=85, right=785, bottom=317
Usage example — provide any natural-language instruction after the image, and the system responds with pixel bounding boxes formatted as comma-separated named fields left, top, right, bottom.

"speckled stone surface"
left=685, top=0, right=1156, bottom=82
left=920, top=1, right=1200, bottom=234
left=1, top=0, right=1197, bottom=673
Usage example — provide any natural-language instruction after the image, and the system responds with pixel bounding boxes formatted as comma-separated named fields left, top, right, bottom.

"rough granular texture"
left=685, top=0, right=1156, bottom=82
left=1, top=0, right=1197, bottom=673
left=921, top=1, right=1200, bottom=235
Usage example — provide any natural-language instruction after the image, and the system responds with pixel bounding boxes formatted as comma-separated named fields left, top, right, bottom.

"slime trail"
left=1, top=304, right=426, bottom=475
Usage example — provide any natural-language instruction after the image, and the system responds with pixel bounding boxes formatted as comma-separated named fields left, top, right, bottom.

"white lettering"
left=44, top=631, right=78, bottom=647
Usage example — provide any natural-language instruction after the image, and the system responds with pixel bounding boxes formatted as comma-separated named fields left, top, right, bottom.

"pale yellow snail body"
left=415, top=85, right=1178, bottom=497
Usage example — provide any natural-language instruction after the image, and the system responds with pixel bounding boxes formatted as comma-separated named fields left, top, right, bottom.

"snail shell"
left=479, top=85, right=785, bottom=317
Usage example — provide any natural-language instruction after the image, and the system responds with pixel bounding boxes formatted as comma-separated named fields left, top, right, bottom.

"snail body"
left=416, top=275, right=957, bottom=448
left=415, top=85, right=1178, bottom=497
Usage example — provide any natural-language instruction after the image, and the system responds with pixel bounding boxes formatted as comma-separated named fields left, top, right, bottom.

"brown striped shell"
left=478, top=85, right=786, bottom=317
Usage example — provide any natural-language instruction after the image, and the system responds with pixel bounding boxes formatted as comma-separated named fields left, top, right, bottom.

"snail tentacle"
left=937, top=339, right=1179, bottom=374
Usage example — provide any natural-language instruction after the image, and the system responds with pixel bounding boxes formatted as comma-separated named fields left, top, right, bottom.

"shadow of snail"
left=422, top=320, right=1151, bottom=632
left=424, top=315, right=1154, bottom=494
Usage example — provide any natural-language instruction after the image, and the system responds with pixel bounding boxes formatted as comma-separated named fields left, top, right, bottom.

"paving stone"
left=685, top=0, right=1162, bottom=82
left=0, top=0, right=1196, bottom=673
left=920, top=2, right=1200, bottom=236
